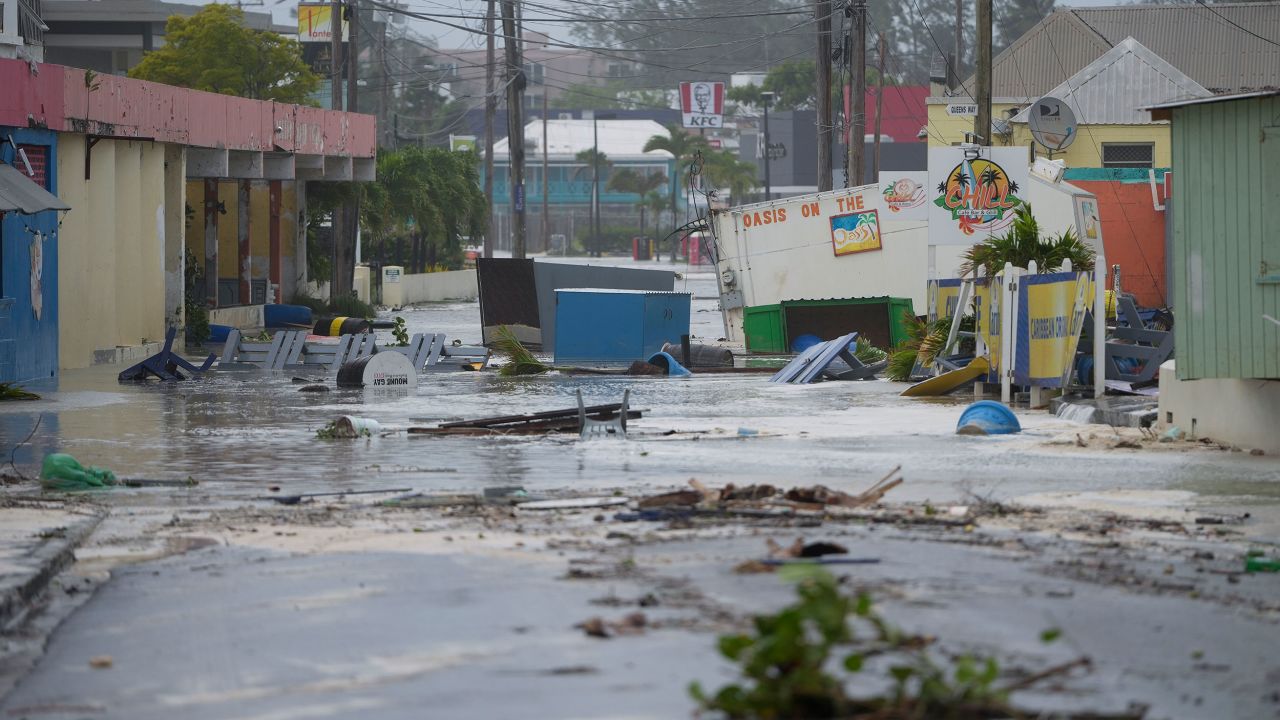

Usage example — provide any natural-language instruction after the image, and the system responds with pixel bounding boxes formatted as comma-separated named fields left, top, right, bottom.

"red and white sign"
left=679, top=82, right=724, bottom=129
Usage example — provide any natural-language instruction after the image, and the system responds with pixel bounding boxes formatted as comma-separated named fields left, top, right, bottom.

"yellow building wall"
left=926, top=103, right=1172, bottom=168
left=184, top=179, right=300, bottom=303
left=57, top=137, right=168, bottom=369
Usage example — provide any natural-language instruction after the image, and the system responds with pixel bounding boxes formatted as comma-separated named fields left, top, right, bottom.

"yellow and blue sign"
left=1013, top=271, right=1093, bottom=388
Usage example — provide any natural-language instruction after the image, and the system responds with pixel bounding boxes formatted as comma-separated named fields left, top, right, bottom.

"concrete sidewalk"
left=0, top=499, right=104, bottom=631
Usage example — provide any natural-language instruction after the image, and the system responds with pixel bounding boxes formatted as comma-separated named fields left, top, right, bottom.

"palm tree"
left=643, top=125, right=710, bottom=238
left=959, top=204, right=1095, bottom=277
left=979, top=166, right=1003, bottom=188
left=701, top=150, right=758, bottom=205
left=608, top=168, right=668, bottom=236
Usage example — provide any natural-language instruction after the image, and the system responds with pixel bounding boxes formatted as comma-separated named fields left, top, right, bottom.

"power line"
left=1039, top=16, right=1166, bottom=306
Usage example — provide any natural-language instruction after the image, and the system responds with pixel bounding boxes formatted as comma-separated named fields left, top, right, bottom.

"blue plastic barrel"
left=790, top=334, right=822, bottom=353
left=264, top=304, right=314, bottom=328
left=956, top=400, right=1021, bottom=435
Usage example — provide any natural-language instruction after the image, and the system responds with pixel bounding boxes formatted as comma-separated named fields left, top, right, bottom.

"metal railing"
left=1, top=0, right=43, bottom=45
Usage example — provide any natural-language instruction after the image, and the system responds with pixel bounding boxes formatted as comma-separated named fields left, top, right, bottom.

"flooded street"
left=2, top=260, right=1279, bottom=719
left=2, top=267, right=1277, bottom=514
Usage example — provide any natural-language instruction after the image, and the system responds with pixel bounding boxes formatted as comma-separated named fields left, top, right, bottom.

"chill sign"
left=680, top=82, right=725, bottom=129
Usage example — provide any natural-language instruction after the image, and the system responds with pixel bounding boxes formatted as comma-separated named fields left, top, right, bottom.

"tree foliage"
left=728, top=60, right=897, bottom=111
left=644, top=125, right=711, bottom=235
left=363, top=147, right=489, bottom=272
left=129, top=4, right=319, bottom=104
left=995, top=0, right=1055, bottom=54
left=570, top=0, right=814, bottom=88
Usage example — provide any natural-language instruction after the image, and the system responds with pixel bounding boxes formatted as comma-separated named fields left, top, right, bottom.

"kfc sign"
left=680, top=81, right=725, bottom=129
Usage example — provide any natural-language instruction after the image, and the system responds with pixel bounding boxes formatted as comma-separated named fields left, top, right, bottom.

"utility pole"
left=501, top=0, right=526, bottom=259
left=329, top=0, right=344, bottom=298
left=761, top=92, right=774, bottom=200
left=482, top=0, right=496, bottom=258
left=975, top=0, right=992, bottom=144
left=815, top=0, right=832, bottom=192
left=591, top=115, right=600, bottom=257
left=378, top=9, right=390, bottom=148
left=347, top=0, right=358, bottom=113
left=337, top=0, right=360, bottom=299
left=541, top=88, right=549, bottom=254
left=847, top=0, right=866, bottom=187
left=329, top=0, right=343, bottom=110
left=953, top=0, right=964, bottom=91
left=873, top=32, right=885, bottom=178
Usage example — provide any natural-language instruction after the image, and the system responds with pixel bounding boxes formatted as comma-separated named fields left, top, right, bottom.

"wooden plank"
left=412, top=410, right=642, bottom=436
left=438, top=403, right=629, bottom=429
left=327, top=335, right=353, bottom=372
left=220, top=328, right=242, bottom=364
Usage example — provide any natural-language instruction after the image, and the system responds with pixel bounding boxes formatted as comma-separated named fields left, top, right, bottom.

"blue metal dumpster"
left=554, top=289, right=691, bottom=364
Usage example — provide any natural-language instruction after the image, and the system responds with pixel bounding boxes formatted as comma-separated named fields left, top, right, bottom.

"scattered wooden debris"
left=408, top=403, right=641, bottom=437
left=575, top=612, right=648, bottom=638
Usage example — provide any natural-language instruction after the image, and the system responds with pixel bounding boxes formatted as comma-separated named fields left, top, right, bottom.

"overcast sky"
left=193, top=0, right=1139, bottom=57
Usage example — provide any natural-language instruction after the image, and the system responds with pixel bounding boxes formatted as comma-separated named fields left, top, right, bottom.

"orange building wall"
left=1071, top=179, right=1168, bottom=308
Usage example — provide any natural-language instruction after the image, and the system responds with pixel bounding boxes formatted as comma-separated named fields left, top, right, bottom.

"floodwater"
left=2, top=260, right=1278, bottom=519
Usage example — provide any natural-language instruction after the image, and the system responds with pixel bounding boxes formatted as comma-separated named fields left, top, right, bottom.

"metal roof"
left=1143, top=89, right=1280, bottom=110
left=1142, top=89, right=1280, bottom=121
left=0, top=163, right=70, bottom=215
left=43, top=0, right=291, bottom=33
left=1010, top=38, right=1211, bottom=125
left=493, top=120, right=675, bottom=162
left=965, top=2, right=1280, bottom=99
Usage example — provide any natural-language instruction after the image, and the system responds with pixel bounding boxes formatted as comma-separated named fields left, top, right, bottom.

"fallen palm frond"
left=885, top=315, right=954, bottom=382
left=853, top=336, right=887, bottom=365
left=0, top=382, right=40, bottom=401
left=493, top=325, right=553, bottom=376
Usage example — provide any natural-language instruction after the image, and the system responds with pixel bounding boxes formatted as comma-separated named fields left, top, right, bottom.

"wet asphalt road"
left=2, top=260, right=1280, bottom=718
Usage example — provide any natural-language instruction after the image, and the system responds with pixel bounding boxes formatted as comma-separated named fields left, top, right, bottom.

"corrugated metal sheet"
left=0, top=163, right=70, bottom=214
left=1075, top=3, right=1280, bottom=94
left=1010, top=38, right=1210, bottom=125
left=978, top=3, right=1280, bottom=99
left=1170, top=94, right=1280, bottom=380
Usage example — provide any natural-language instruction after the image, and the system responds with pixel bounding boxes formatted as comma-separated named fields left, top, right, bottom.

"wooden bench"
left=219, top=329, right=309, bottom=370
left=218, top=330, right=489, bottom=373
left=295, top=333, right=377, bottom=372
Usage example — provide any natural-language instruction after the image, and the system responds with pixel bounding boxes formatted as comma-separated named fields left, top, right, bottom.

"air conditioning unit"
left=558, top=113, right=573, bottom=120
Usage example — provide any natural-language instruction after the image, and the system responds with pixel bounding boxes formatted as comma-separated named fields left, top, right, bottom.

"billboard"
left=927, top=146, right=1030, bottom=245
left=679, top=81, right=724, bottom=129
left=298, top=3, right=348, bottom=42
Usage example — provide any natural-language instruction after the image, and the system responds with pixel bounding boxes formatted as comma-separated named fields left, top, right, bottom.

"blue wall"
left=486, top=158, right=680, bottom=208
left=1, top=127, right=61, bottom=384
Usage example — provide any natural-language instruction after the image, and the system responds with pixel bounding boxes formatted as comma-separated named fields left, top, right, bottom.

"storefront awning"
left=0, top=162, right=70, bottom=214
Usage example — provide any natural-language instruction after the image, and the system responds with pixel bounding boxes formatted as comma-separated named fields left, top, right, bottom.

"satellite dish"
left=1027, top=96, right=1076, bottom=151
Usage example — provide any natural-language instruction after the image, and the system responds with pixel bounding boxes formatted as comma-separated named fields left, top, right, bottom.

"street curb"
left=0, top=505, right=106, bottom=632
